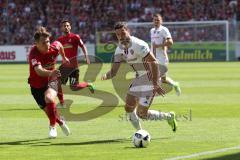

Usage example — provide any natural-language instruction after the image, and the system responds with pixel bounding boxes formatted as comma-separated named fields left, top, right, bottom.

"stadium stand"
left=0, top=0, right=238, bottom=45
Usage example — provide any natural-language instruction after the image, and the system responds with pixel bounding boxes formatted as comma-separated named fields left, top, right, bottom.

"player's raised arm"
left=101, top=62, right=121, bottom=80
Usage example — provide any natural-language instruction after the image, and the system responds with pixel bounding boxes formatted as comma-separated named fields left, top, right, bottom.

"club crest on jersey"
left=68, top=39, right=72, bottom=43
left=31, top=59, right=37, bottom=66
left=144, top=101, right=149, bottom=105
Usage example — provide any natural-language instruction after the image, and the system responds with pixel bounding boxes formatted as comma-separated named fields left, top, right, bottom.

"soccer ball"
left=132, top=129, right=151, bottom=148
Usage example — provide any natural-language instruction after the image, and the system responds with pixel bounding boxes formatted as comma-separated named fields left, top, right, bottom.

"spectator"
left=0, top=0, right=237, bottom=44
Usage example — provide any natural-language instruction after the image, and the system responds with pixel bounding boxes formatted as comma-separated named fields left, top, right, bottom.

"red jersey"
left=57, top=33, right=84, bottom=68
left=28, top=41, right=61, bottom=88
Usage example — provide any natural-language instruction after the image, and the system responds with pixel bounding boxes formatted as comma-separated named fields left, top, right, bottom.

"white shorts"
left=159, top=64, right=168, bottom=77
left=128, top=74, right=159, bottom=107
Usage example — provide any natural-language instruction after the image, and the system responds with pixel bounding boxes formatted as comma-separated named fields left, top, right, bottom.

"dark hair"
left=34, top=26, right=51, bottom=42
left=61, top=19, right=71, bottom=25
left=114, top=21, right=128, bottom=30
left=153, top=13, right=162, bottom=18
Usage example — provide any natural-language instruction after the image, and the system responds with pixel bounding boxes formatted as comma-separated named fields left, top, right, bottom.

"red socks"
left=44, top=103, right=63, bottom=126
left=71, top=82, right=88, bottom=90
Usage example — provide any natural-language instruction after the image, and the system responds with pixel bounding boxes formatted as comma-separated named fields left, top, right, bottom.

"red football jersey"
left=57, top=33, right=84, bottom=68
left=28, top=41, right=61, bottom=88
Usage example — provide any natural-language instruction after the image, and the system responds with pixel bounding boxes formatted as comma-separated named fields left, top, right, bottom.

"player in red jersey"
left=28, top=27, right=70, bottom=138
left=57, top=20, right=95, bottom=106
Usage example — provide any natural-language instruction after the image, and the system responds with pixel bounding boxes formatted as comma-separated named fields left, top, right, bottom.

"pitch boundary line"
left=165, top=145, right=240, bottom=160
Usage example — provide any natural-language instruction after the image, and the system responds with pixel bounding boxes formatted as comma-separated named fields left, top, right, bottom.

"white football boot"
left=60, top=120, right=71, bottom=136
left=49, top=126, right=57, bottom=139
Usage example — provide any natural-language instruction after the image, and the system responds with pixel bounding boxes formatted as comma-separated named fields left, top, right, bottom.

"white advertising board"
left=0, top=44, right=95, bottom=63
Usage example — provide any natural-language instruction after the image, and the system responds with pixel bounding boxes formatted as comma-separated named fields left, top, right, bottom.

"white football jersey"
left=114, top=36, right=151, bottom=77
left=150, top=25, right=172, bottom=65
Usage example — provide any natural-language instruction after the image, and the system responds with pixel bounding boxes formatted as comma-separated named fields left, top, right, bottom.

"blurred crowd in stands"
left=0, top=0, right=239, bottom=45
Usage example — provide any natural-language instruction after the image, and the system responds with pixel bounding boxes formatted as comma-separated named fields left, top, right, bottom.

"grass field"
left=0, top=62, right=240, bottom=160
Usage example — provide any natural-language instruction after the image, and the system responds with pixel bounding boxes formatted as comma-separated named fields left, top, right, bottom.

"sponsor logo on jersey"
left=63, top=44, right=73, bottom=49
left=141, top=46, right=148, bottom=54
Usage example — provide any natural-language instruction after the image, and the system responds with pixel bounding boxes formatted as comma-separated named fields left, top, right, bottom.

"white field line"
left=165, top=145, right=240, bottom=160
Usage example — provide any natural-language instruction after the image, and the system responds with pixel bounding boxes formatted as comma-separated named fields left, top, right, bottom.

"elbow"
left=167, top=40, right=173, bottom=47
left=165, top=39, right=173, bottom=47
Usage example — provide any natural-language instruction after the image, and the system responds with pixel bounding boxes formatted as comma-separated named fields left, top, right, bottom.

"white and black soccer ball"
left=132, top=129, right=151, bottom=148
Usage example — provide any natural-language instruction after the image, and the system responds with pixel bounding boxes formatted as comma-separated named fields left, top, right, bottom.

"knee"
left=125, top=94, right=137, bottom=112
left=125, top=104, right=135, bottom=113
left=136, top=109, right=148, bottom=119
left=45, top=93, right=54, bottom=103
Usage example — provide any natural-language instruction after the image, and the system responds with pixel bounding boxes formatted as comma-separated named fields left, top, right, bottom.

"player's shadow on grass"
left=201, top=152, right=240, bottom=160
left=124, top=137, right=172, bottom=149
left=50, top=138, right=128, bottom=146
left=0, top=108, right=38, bottom=111
left=0, top=138, right=50, bottom=146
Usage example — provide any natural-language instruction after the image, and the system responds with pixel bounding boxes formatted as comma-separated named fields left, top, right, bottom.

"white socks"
left=147, top=110, right=170, bottom=120
left=166, top=77, right=177, bottom=87
left=127, top=111, right=142, bottom=130
left=127, top=110, right=172, bottom=129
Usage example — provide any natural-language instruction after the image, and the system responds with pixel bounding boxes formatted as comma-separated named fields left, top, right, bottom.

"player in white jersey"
left=101, top=22, right=177, bottom=132
left=150, top=13, right=181, bottom=96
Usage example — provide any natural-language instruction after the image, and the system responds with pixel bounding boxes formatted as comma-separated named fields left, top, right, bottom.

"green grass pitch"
left=0, top=62, right=240, bottom=160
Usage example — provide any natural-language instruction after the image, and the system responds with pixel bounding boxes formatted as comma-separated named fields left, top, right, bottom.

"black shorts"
left=59, top=66, right=79, bottom=85
left=31, top=86, right=48, bottom=109
left=30, top=80, right=59, bottom=109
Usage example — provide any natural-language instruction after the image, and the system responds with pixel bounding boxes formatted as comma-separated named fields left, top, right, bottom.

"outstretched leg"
left=136, top=96, right=177, bottom=132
